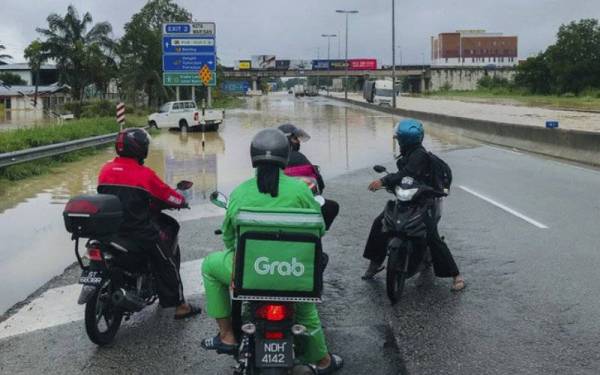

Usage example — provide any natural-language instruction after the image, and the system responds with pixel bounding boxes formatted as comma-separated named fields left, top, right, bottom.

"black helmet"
left=115, top=128, right=150, bottom=161
left=250, top=128, right=290, bottom=168
left=277, top=124, right=311, bottom=143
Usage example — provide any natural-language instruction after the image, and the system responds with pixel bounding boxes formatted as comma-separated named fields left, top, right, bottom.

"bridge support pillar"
left=252, top=79, right=258, bottom=91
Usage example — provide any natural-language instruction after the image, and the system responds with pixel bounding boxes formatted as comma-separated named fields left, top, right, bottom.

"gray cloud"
left=0, top=0, right=598, bottom=65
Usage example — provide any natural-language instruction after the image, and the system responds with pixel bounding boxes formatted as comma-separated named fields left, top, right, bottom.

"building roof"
left=0, top=83, right=68, bottom=96
left=0, top=63, right=57, bottom=71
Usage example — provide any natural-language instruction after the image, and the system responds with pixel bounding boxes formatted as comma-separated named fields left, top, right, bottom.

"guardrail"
left=0, top=133, right=117, bottom=168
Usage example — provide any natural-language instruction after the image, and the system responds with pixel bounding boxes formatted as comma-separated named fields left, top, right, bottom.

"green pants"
left=201, top=249, right=329, bottom=363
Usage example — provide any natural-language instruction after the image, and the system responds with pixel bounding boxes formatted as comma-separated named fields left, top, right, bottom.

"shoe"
left=361, top=261, right=384, bottom=280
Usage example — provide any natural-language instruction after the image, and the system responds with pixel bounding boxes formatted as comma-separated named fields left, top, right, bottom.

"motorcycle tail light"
left=256, top=304, right=289, bottom=322
left=87, top=248, right=102, bottom=261
left=265, top=331, right=284, bottom=340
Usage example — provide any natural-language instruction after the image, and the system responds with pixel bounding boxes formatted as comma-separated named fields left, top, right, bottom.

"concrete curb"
left=328, top=95, right=600, bottom=167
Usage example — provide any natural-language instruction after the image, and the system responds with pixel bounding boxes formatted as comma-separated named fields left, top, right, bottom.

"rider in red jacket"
left=97, top=128, right=201, bottom=319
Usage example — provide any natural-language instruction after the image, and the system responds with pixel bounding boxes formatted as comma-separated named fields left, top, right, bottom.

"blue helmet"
left=394, top=119, right=424, bottom=147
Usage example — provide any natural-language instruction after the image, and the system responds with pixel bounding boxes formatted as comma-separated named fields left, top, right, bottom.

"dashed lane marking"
left=459, top=185, right=549, bottom=229
left=0, top=259, right=204, bottom=340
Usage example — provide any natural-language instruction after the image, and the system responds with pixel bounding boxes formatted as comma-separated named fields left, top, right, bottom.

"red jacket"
left=97, top=157, right=185, bottom=239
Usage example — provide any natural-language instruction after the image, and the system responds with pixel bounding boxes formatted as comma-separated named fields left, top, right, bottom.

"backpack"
left=428, top=152, right=452, bottom=194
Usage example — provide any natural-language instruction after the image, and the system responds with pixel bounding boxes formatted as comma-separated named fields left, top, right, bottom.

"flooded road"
left=0, top=94, right=474, bottom=314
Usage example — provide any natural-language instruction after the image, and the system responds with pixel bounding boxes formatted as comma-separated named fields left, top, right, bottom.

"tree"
left=24, top=40, right=48, bottom=107
left=0, top=72, right=26, bottom=85
left=0, top=42, right=11, bottom=64
left=118, top=0, right=191, bottom=107
left=36, top=5, right=115, bottom=110
left=515, top=53, right=553, bottom=94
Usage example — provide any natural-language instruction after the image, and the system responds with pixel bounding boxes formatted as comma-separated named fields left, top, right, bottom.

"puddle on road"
left=0, top=94, right=475, bottom=314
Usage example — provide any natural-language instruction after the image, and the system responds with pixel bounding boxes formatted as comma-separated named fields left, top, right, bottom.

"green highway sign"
left=163, top=72, right=216, bottom=86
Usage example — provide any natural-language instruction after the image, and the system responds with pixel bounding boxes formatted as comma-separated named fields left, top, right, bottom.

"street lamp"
left=336, top=9, right=359, bottom=100
left=322, top=33, right=337, bottom=94
left=391, top=0, right=396, bottom=108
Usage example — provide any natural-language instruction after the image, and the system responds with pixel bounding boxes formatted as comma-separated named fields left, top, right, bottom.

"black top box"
left=63, top=194, right=123, bottom=238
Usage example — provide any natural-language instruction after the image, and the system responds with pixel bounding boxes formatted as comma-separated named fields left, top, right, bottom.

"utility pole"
left=336, top=10, right=359, bottom=100
left=322, top=34, right=337, bottom=94
left=391, top=0, right=396, bottom=108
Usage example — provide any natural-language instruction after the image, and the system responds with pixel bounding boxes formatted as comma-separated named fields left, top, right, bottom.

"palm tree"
left=0, top=43, right=12, bottom=64
left=36, top=5, right=114, bottom=108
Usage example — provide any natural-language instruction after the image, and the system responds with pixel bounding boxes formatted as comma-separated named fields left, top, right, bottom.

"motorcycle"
left=210, top=191, right=317, bottom=375
left=62, top=181, right=193, bottom=345
left=372, top=165, right=446, bottom=304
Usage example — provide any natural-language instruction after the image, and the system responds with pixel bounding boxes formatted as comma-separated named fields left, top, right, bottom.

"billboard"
left=234, top=60, right=251, bottom=70
left=312, top=60, right=330, bottom=70
left=221, top=81, right=249, bottom=93
left=276, top=60, right=290, bottom=70
left=329, top=60, right=348, bottom=70
left=251, top=55, right=276, bottom=69
left=349, top=58, right=377, bottom=70
left=289, top=59, right=313, bottom=70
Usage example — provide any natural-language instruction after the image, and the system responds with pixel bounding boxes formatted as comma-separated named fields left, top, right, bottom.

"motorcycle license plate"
left=79, top=270, right=104, bottom=286
left=255, top=338, right=294, bottom=368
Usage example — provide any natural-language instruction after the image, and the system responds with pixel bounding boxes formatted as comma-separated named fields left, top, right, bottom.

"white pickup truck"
left=148, top=101, right=224, bottom=131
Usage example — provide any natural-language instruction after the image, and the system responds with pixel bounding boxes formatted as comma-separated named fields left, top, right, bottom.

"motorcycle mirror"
left=176, top=180, right=194, bottom=190
left=373, top=165, right=387, bottom=173
left=210, top=191, right=228, bottom=209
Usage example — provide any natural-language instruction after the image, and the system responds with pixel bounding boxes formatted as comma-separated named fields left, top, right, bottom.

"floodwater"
left=0, top=93, right=473, bottom=314
left=0, top=109, right=54, bottom=131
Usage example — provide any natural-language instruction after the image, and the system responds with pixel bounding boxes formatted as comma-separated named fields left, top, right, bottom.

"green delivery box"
left=232, top=207, right=325, bottom=302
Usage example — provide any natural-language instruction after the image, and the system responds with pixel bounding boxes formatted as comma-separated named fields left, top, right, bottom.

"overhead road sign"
left=163, top=54, right=216, bottom=71
left=163, top=21, right=217, bottom=87
left=163, top=36, right=215, bottom=54
left=163, top=72, right=216, bottom=86
left=163, top=22, right=215, bottom=36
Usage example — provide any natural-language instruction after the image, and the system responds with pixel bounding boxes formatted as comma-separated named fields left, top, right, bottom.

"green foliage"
left=515, top=19, right=600, bottom=95
left=212, top=96, right=244, bottom=109
left=0, top=148, right=98, bottom=181
left=0, top=72, right=26, bottom=85
left=477, top=75, right=512, bottom=90
left=0, top=42, right=11, bottom=64
left=118, top=0, right=191, bottom=108
left=35, top=5, right=116, bottom=106
left=0, top=117, right=147, bottom=153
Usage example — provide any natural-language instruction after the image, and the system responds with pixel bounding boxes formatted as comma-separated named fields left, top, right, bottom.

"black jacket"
left=381, top=144, right=432, bottom=188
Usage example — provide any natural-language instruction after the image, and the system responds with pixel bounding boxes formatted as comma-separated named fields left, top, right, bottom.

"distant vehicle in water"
left=363, top=80, right=394, bottom=106
left=148, top=101, right=223, bottom=132
left=305, top=85, right=319, bottom=97
left=293, top=84, right=305, bottom=97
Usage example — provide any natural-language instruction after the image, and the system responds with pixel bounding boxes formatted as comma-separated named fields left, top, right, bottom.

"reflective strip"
left=230, top=291, right=322, bottom=303
left=67, top=213, right=90, bottom=218
left=236, top=212, right=323, bottom=225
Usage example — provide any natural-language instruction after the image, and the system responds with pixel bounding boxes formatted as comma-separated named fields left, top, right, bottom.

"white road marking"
left=0, top=259, right=204, bottom=340
left=458, top=185, right=549, bottom=229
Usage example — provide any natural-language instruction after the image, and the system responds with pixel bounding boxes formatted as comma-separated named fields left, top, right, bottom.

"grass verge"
left=426, top=90, right=600, bottom=111
left=211, top=95, right=245, bottom=109
left=0, top=115, right=147, bottom=183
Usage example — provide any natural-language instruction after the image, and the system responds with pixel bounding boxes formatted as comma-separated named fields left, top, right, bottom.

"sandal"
left=200, top=334, right=237, bottom=355
left=317, top=353, right=344, bottom=374
left=451, top=277, right=466, bottom=292
left=174, top=303, right=202, bottom=320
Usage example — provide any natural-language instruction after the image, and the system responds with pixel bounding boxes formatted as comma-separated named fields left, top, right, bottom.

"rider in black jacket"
left=363, top=119, right=465, bottom=291
left=278, top=124, right=339, bottom=230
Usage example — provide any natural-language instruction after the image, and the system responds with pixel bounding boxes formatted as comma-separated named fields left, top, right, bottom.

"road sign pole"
left=176, top=86, right=180, bottom=101
left=191, top=86, right=196, bottom=103
left=207, top=86, right=212, bottom=108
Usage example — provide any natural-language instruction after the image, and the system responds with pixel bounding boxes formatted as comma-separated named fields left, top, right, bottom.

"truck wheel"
left=149, top=121, right=158, bottom=129
left=179, top=120, right=189, bottom=132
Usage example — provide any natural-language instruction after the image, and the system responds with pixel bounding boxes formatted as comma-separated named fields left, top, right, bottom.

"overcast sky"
left=1, top=0, right=598, bottom=66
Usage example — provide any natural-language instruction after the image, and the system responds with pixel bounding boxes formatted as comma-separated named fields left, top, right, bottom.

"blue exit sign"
left=165, top=24, right=190, bottom=34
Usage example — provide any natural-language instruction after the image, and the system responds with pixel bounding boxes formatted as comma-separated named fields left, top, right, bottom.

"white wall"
left=429, top=68, right=516, bottom=91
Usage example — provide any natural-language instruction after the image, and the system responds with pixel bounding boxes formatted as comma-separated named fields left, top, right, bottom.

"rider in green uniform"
left=200, top=128, right=343, bottom=373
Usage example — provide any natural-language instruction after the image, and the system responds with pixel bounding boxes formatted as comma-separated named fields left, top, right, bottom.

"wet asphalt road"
left=2, top=99, right=600, bottom=374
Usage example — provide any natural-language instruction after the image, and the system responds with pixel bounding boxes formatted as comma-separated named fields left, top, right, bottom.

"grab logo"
left=254, top=257, right=305, bottom=277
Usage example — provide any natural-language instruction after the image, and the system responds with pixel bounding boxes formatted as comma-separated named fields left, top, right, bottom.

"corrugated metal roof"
left=0, top=63, right=57, bottom=71
left=0, top=83, right=68, bottom=96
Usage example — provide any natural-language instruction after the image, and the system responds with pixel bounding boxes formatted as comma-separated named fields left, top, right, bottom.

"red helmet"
left=115, top=128, right=150, bottom=161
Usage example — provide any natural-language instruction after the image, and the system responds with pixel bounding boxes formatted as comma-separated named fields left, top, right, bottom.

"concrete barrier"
left=328, top=96, right=600, bottom=166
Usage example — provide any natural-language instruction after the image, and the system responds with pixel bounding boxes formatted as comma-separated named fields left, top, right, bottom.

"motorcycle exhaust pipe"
left=112, top=288, right=145, bottom=312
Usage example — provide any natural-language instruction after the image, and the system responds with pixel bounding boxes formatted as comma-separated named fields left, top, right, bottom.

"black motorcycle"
left=62, top=181, right=192, bottom=345
left=373, top=165, right=445, bottom=304
left=210, top=191, right=318, bottom=375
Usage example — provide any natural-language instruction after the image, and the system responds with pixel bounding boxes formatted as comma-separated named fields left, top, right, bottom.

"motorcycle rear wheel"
left=386, top=246, right=410, bottom=305
left=84, top=280, right=123, bottom=346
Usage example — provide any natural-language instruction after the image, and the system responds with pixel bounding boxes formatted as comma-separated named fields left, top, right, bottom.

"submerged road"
left=1, top=95, right=600, bottom=374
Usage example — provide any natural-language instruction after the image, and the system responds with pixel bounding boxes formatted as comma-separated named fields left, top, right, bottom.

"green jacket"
left=221, top=170, right=322, bottom=251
